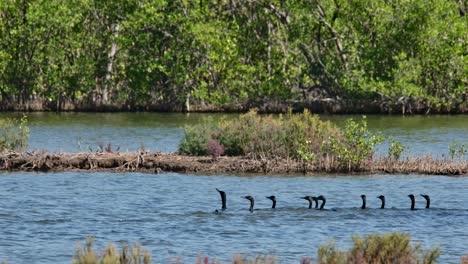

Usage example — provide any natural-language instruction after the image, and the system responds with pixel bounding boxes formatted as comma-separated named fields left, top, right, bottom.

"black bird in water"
left=420, top=194, right=430, bottom=209
left=313, top=196, right=319, bottom=209
left=317, top=195, right=326, bottom=210
left=377, top=195, right=385, bottom=209
left=216, top=189, right=227, bottom=210
left=266, top=195, right=276, bottom=209
left=361, top=195, right=366, bottom=209
left=408, top=194, right=416, bottom=210
left=302, top=196, right=314, bottom=209
left=244, top=196, right=255, bottom=212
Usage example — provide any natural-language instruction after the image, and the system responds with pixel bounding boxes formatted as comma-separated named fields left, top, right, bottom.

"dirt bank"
left=0, top=151, right=466, bottom=176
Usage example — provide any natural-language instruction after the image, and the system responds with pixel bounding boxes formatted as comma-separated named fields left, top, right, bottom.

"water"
left=0, top=172, right=467, bottom=263
left=1, top=112, right=467, bottom=156
left=0, top=112, right=467, bottom=263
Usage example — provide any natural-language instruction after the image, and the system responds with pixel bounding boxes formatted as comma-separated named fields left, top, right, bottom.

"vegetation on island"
left=0, top=115, right=29, bottom=152
left=0, top=0, right=466, bottom=112
left=180, top=110, right=386, bottom=171
left=69, top=233, right=445, bottom=264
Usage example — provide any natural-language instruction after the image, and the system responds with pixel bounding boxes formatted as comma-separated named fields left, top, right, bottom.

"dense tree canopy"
left=0, top=0, right=466, bottom=112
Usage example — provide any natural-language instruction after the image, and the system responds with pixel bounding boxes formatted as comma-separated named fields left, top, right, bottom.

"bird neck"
left=380, top=198, right=385, bottom=209
left=308, top=200, right=312, bottom=209
left=314, top=200, right=318, bottom=209
left=410, top=198, right=415, bottom=210
left=320, top=199, right=326, bottom=210
left=272, top=200, right=276, bottom=209
left=249, top=200, right=254, bottom=212
left=361, top=198, right=366, bottom=209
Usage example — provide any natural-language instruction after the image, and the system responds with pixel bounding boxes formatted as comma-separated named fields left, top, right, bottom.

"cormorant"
left=377, top=195, right=385, bottom=209
left=420, top=194, right=430, bottom=209
left=408, top=194, right=416, bottom=210
left=361, top=194, right=366, bottom=209
left=312, top=196, right=318, bottom=209
left=317, top=195, right=326, bottom=210
left=302, top=196, right=314, bottom=209
left=266, top=195, right=276, bottom=209
left=216, top=189, right=227, bottom=210
left=244, top=196, right=255, bottom=212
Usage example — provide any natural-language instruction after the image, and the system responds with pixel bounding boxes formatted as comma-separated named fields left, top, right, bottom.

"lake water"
left=0, top=113, right=467, bottom=263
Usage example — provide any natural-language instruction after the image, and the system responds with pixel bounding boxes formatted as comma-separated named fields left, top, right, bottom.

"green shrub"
left=0, top=115, right=29, bottom=152
left=179, top=119, right=216, bottom=156
left=388, top=138, right=407, bottom=160
left=322, top=117, right=383, bottom=171
left=179, top=109, right=342, bottom=160
left=178, top=111, right=386, bottom=172
left=448, top=140, right=467, bottom=160
left=318, top=233, right=440, bottom=264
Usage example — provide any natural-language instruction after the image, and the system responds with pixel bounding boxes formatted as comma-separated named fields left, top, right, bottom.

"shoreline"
left=1, top=151, right=466, bottom=176
left=1, top=97, right=467, bottom=114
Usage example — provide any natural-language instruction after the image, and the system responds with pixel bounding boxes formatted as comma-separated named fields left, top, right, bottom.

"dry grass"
left=461, top=255, right=468, bottom=264
left=1, top=151, right=467, bottom=175
left=72, top=236, right=151, bottom=264
left=316, top=233, right=441, bottom=264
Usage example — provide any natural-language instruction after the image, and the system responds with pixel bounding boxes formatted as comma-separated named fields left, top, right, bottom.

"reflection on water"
left=0, top=172, right=467, bottom=263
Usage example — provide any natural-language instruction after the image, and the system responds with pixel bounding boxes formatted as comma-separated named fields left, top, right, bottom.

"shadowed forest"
left=0, top=0, right=466, bottom=113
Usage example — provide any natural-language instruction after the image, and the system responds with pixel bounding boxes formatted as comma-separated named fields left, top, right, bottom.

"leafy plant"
left=0, top=115, right=29, bottom=152
left=327, top=116, right=383, bottom=171
left=448, top=140, right=467, bottom=160
left=388, top=138, right=407, bottom=160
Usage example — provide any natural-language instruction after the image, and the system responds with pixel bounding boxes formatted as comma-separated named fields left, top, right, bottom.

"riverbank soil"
left=0, top=152, right=466, bottom=175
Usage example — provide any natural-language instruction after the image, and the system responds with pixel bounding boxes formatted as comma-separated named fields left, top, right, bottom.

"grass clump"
left=72, top=236, right=151, bottom=264
left=0, top=115, right=29, bottom=152
left=318, top=233, right=440, bottom=264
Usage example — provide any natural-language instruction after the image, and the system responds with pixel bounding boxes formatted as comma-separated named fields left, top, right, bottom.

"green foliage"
left=0, top=115, right=29, bottom=152
left=323, top=117, right=383, bottom=171
left=318, top=233, right=440, bottom=264
left=448, top=140, right=467, bottom=160
left=388, top=138, right=407, bottom=160
left=179, top=119, right=216, bottom=156
left=179, top=111, right=386, bottom=172
left=73, top=236, right=151, bottom=264
left=0, top=0, right=466, bottom=110
left=179, top=109, right=342, bottom=160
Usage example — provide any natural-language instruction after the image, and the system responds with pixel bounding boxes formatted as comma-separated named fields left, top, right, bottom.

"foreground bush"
left=0, top=115, right=29, bottom=152
left=72, top=236, right=151, bottom=264
left=318, top=233, right=439, bottom=264
left=70, top=233, right=448, bottom=264
left=179, top=110, right=383, bottom=171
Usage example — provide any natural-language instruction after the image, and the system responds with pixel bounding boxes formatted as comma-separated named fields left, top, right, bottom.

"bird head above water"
left=316, top=195, right=326, bottom=210
left=420, top=194, right=430, bottom=209
left=266, top=195, right=276, bottom=208
left=408, top=194, right=416, bottom=210
left=216, top=188, right=227, bottom=210
left=244, top=195, right=255, bottom=212
left=302, top=196, right=313, bottom=209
